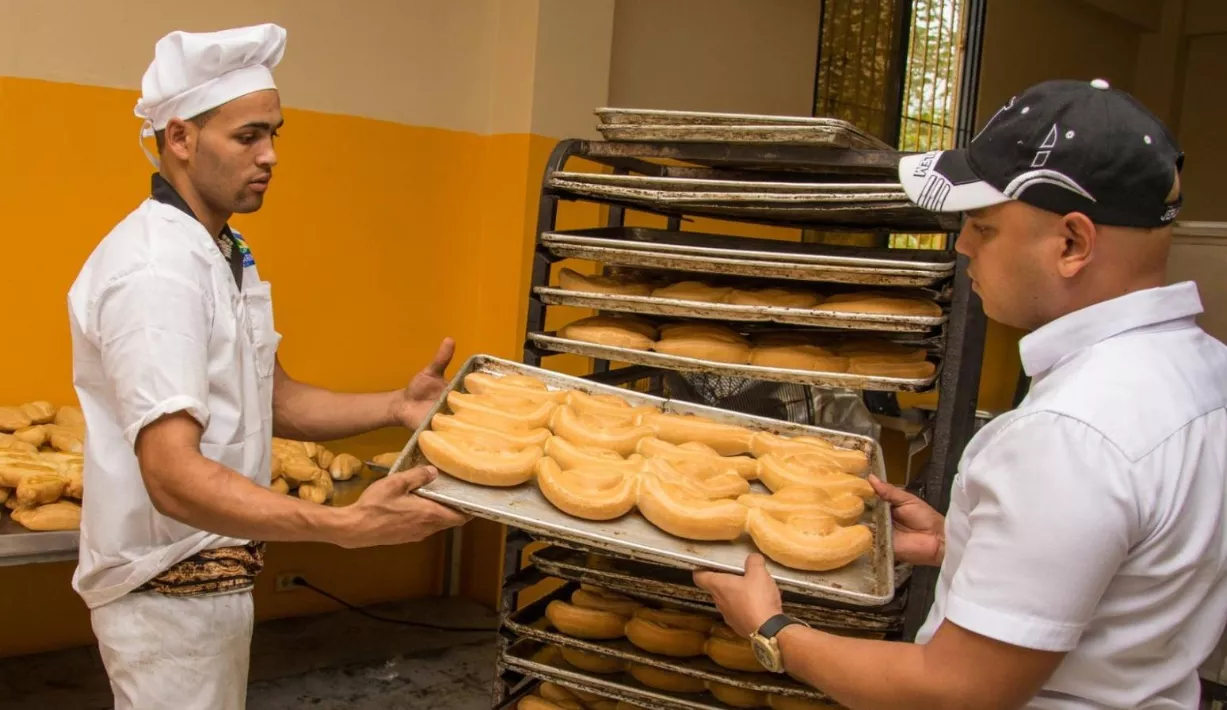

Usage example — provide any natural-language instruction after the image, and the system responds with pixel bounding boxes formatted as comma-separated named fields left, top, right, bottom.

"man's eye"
left=237, top=134, right=256, bottom=144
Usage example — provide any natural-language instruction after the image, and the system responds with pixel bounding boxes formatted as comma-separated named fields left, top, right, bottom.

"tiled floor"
left=0, top=597, right=500, bottom=709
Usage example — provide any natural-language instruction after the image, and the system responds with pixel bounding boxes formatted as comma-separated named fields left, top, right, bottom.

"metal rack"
left=489, top=141, right=985, bottom=708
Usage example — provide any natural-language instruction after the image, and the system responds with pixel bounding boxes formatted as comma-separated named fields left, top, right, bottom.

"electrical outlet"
left=274, top=573, right=302, bottom=592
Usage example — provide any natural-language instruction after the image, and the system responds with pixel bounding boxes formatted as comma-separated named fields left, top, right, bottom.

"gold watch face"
left=750, top=634, right=783, bottom=672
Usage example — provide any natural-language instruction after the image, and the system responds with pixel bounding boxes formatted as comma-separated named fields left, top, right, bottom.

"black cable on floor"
left=291, top=576, right=498, bottom=633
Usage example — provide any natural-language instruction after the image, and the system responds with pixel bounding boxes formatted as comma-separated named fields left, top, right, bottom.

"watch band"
left=756, top=613, right=801, bottom=640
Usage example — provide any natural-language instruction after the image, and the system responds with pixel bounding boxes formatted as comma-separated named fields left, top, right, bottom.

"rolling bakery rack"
left=482, top=109, right=989, bottom=710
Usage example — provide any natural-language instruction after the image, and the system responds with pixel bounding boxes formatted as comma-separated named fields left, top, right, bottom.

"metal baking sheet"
left=391, top=355, right=895, bottom=607
left=596, top=124, right=889, bottom=150
left=543, top=227, right=954, bottom=272
left=529, top=546, right=900, bottom=634
left=0, top=520, right=78, bottom=567
left=534, top=287, right=943, bottom=334
left=505, top=584, right=831, bottom=699
left=527, top=334, right=938, bottom=394
left=595, top=108, right=886, bottom=143
left=502, top=639, right=788, bottom=710
left=551, top=173, right=908, bottom=197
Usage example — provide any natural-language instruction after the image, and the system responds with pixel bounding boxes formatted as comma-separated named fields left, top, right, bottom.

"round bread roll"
left=828, top=338, right=927, bottom=362
left=570, top=587, right=643, bottom=617
left=558, top=267, right=654, bottom=297
left=535, top=458, right=639, bottom=521
left=725, top=287, right=819, bottom=309
left=559, top=316, right=658, bottom=351
left=637, top=475, right=748, bottom=541
left=708, top=682, right=769, bottom=708
left=748, top=432, right=869, bottom=475
left=814, top=292, right=942, bottom=317
left=545, top=600, right=629, bottom=640
left=651, top=281, right=732, bottom=303
left=626, top=664, right=707, bottom=694
left=746, top=509, right=873, bottom=572
left=559, top=646, right=626, bottom=674
left=624, top=612, right=708, bottom=658
left=658, top=322, right=748, bottom=344
left=848, top=358, right=937, bottom=379
left=652, top=337, right=751, bottom=364
left=549, top=406, right=653, bottom=457
left=757, top=454, right=874, bottom=499
left=705, top=625, right=766, bottom=673
left=749, top=345, right=850, bottom=373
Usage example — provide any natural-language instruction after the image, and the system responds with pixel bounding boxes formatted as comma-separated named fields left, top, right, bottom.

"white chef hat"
left=135, top=23, right=287, bottom=135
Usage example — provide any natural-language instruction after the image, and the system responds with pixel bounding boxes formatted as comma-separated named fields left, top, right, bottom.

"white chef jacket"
left=67, top=183, right=281, bottom=610
left=916, top=282, right=1227, bottom=708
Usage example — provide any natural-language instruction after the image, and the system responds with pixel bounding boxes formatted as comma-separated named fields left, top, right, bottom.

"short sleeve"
left=92, top=267, right=213, bottom=446
left=945, top=411, right=1138, bottom=652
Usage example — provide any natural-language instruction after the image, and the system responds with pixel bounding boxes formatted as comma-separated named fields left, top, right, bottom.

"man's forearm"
left=144, top=451, right=352, bottom=544
left=273, top=369, right=401, bottom=441
left=777, top=627, right=946, bottom=710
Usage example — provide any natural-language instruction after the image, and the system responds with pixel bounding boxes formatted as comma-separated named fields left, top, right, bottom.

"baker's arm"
left=136, top=412, right=466, bottom=547
left=271, top=338, right=455, bottom=441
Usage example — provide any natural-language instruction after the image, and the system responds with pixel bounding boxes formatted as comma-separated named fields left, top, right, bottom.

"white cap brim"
left=898, top=150, right=1011, bottom=213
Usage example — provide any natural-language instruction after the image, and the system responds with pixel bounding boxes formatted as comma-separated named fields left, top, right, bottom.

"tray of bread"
left=540, top=228, right=953, bottom=288
left=502, top=639, right=841, bottom=710
left=390, top=355, right=895, bottom=607
left=504, top=582, right=834, bottom=702
left=529, top=319, right=939, bottom=393
left=538, top=269, right=945, bottom=333
left=595, top=107, right=889, bottom=150
left=529, top=547, right=899, bottom=635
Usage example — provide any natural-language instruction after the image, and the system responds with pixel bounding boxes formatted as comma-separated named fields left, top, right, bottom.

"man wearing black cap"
left=694, top=79, right=1227, bottom=708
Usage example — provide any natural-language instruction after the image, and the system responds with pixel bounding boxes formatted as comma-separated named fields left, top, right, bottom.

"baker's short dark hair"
left=154, top=108, right=219, bottom=154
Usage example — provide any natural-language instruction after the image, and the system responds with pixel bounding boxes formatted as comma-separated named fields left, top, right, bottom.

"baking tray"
left=502, top=638, right=816, bottom=710
left=541, top=228, right=953, bottom=289
left=391, top=355, right=895, bottom=607
left=596, top=124, right=889, bottom=150
left=595, top=107, right=884, bottom=135
left=549, top=173, right=908, bottom=198
left=504, top=584, right=831, bottom=700
left=534, top=287, right=944, bottom=334
left=529, top=546, right=900, bottom=634
left=527, top=334, right=938, bottom=394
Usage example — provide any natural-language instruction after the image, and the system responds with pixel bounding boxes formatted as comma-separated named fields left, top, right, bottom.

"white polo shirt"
left=67, top=193, right=280, bottom=609
left=916, top=282, right=1227, bottom=708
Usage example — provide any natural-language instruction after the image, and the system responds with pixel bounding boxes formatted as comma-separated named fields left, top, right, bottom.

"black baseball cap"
left=899, top=79, right=1183, bottom=228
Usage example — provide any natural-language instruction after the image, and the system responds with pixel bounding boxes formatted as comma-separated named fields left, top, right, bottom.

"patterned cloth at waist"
left=136, top=541, right=266, bottom=597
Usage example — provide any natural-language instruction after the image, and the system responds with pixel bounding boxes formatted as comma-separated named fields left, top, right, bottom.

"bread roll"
left=0, top=435, right=38, bottom=454
left=637, top=412, right=754, bottom=457
left=447, top=391, right=558, bottom=431
left=737, top=486, right=864, bottom=527
left=558, top=267, right=653, bottom=297
left=643, top=458, right=749, bottom=500
left=418, top=430, right=542, bottom=487
left=707, top=682, right=769, bottom=708
left=746, top=509, right=873, bottom=572
left=49, top=429, right=84, bottom=454
left=559, top=316, right=657, bottom=351
left=749, top=345, right=850, bottom=373
left=652, top=337, right=751, bottom=364
left=814, top=292, right=942, bottom=317
left=431, top=414, right=552, bottom=449
left=549, top=406, right=652, bottom=457
left=328, top=453, right=365, bottom=481
left=0, top=460, right=60, bottom=488
left=535, top=458, right=639, bottom=521
left=19, top=402, right=57, bottom=425
left=54, top=405, right=86, bottom=430
left=827, top=339, right=927, bottom=362
left=705, top=625, right=765, bottom=672
left=536, top=682, right=582, bottom=707
left=635, top=437, right=759, bottom=480
left=570, top=587, right=642, bottom=617
left=559, top=647, right=626, bottom=674
left=270, top=477, right=290, bottom=495
left=637, top=475, right=747, bottom=541
left=297, top=481, right=330, bottom=504
left=282, top=456, right=326, bottom=485
left=371, top=452, right=400, bottom=469
left=315, top=447, right=336, bottom=470
left=632, top=607, right=716, bottom=633
left=658, top=322, right=748, bottom=345
left=847, top=358, right=936, bottom=379
left=651, top=281, right=731, bottom=303
left=624, top=611, right=708, bottom=658
left=545, top=599, right=628, bottom=639
left=0, top=407, right=32, bottom=433
left=626, top=664, right=706, bottom=693
left=12, top=500, right=81, bottom=531
left=725, top=287, right=819, bottom=309
left=757, top=454, right=873, bottom=499
left=13, top=426, right=48, bottom=449
left=463, top=372, right=567, bottom=405
left=544, top=436, right=642, bottom=472
left=16, top=473, right=67, bottom=505
left=64, top=467, right=84, bottom=499
left=564, top=390, right=655, bottom=422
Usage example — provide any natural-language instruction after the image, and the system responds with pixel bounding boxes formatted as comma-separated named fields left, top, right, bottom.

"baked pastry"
left=0, top=407, right=32, bottom=433
left=757, top=454, right=874, bottom=499
left=749, top=345, right=850, bottom=372
left=54, top=405, right=86, bottom=430
left=658, top=322, right=748, bottom=345
left=637, top=474, right=747, bottom=541
left=651, top=281, right=732, bottom=303
left=0, top=434, right=37, bottom=453
left=535, top=458, right=639, bottom=521
left=636, top=437, right=759, bottom=480
left=550, top=406, right=653, bottom=457
left=559, top=646, right=626, bottom=674
left=19, top=401, right=57, bottom=425
left=705, top=624, right=766, bottom=672
left=746, top=509, right=873, bottom=572
left=281, top=456, right=326, bottom=485
left=463, top=372, right=568, bottom=404
left=418, top=430, right=542, bottom=487
left=707, top=682, right=769, bottom=708
left=643, top=458, right=749, bottom=499
left=564, top=390, right=656, bottom=422
left=545, top=599, right=628, bottom=639
left=625, top=608, right=708, bottom=657
left=634, top=607, right=716, bottom=633
left=16, top=473, right=68, bottom=505
left=328, top=453, right=365, bottom=481
left=431, top=413, right=552, bottom=449
left=570, top=587, right=642, bottom=617
left=738, top=486, right=865, bottom=527
left=447, top=391, right=558, bottom=431
left=637, top=412, right=754, bottom=457
left=559, top=315, right=658, bottom=351
left=627, top=664, right=707, bottom=693
left=828, top=338, right=928, bottom=362
left=12, top=501, right=82, bottom=531
left=558, top=267, right=654, bottom=297
left=13, top=425, right=48, bottom=449
left=315, top=447, right=336, bottom=470
left=725, top=287, right=820, bottom=309
left=544, top=436, right=642, bottom=472
left=371, top=452, right=400, bottom=469
left=270, top=477, right=290, bottom=495
left=848, top=358, right=937, bottom=379
left=749, top=432, right=869, bottom=475
left=814, top=292, right=942, bottom=317
left=652, top=337, right=752, bottom=364
left=0, top=460, right=60, bottom=488
left=297, top=480, right=332, bottom=504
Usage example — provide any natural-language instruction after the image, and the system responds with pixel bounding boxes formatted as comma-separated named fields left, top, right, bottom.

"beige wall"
left=1175, top=33, right=1227, bottom=221
left=608, top=0, right=821, bottom=116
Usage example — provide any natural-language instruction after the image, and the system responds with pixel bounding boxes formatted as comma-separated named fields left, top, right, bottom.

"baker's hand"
left=869, top=474, right=946, bottom=567
left=337, top=465, right=470, bottom=548
left=693, top=554, right=783, bottom=638
left=392, top=338, right=456, bottom=431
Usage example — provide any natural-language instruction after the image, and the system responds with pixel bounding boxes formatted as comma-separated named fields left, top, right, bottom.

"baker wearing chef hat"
left=67, top=23, right=468, bottom=709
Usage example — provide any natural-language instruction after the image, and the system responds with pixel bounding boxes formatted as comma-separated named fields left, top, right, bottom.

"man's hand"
left=391, top=338, right=456, bottom=431
left=693, top=554, right=783, bottom=637
left=337, top=465, right=470, bottom=548
left=869, top=474, right=946, bottom=567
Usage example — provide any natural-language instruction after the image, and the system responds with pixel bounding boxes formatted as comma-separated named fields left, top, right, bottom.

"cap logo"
left=912, top=152, right=937, bottom=178
left=973, top=95, right=1017, bottom=142
left=1003, top=169, right=1095, bottom=202
left=1031, top=124, right=1059, bottom=168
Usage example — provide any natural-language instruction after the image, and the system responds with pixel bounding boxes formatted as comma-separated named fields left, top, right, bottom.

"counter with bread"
left=478, top=109, right=988, bottom=710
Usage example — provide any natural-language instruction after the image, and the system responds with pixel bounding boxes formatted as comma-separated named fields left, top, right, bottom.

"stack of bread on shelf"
left=558, top=315, right=935, bottom=380
left=558, top=267, right=941, bottom=317
left=417, top=372, right=876, bottom=573
left=269, top=438, right=373, bottom=504
left=0, top=402, right=86, bottom=531
left=531, top=585, right=840, bottom=708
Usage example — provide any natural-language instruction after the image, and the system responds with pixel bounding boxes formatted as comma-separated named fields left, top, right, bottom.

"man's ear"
left=162, top=117, right=195, bottom=161
left=1057, top=212, right=1096, bottom=278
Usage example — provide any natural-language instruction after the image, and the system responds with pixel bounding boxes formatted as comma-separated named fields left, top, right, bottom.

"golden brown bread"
left=328, top=453, right=366, bottom=481
left=559, top=316, right=658, bottom=351
left=725, top=287, right=820, bottom=309
left=19, top=402, right=57, bottom=425
left=419, top=430, right=542, bottom=487
left=54, top=406, right=85, bottom=430
left=847, top=358, right=937, bottom=379
left=558, top=267, right=654, bottom=297
left=534, top=458, right=639, bottom=521
left=652, top=337, right=751, bottom=364
left=270, top=477, right=290, bottom=495
left=814, top=292, right=942, bottom=317
left=650, top=281, right=732, bottom=303
left=827, top=338, right=928, bottom=362
left=16, top=473, right=67, bottom=505
left=657, top=322, right=748, bottom=345
left=371, top=452, right=400, bottom=469
left=0, top=407, right=32, bottom=433
left=316, top=447, right=336, bottom=470
left=626, top=664, right=707, bottom=693
left=13, top=426, right=48, bottom=449
left=749, top=345, right=850, bottom=372
left=0, top=434, right=38, bottom=453
left=0, top=461, right=60, bottom=488
left=12, top=501, right=82, bottom=531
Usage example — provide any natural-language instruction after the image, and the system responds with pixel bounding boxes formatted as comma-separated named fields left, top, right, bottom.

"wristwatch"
left=749, top=614, right=808, bottom=673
